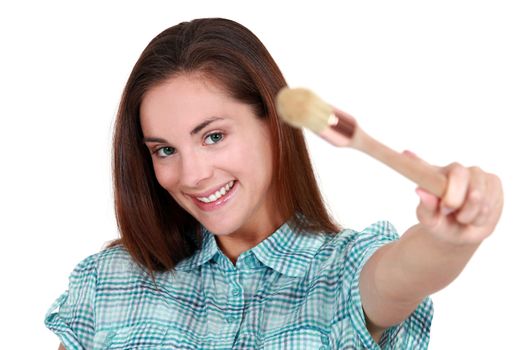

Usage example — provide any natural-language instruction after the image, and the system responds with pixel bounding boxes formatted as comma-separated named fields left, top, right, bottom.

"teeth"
left=196, top=181, right=235, bottom=203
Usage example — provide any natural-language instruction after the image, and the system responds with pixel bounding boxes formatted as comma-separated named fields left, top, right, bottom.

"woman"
left=45, top=18, right=503, bottom=349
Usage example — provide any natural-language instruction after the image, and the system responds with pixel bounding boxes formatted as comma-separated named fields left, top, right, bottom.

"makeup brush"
left=276, top=87, right=447, bottom=198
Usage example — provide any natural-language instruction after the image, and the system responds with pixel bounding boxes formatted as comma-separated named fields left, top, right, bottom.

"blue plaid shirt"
left=45, top=220, right=433, bottom=349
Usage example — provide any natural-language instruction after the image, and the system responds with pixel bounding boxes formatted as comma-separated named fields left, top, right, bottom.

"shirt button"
left=106, top=332, right=116, bottom=343
left=233, top=288, right=241, bottom=296
left=226, top=315, right=239, bottom=323
left=321, top=335, right=329, bottom=345
left=319, top=346, right=328, bottom=350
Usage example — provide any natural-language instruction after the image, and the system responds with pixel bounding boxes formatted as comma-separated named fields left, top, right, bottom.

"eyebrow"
left=143, top=117, right=225, bottom=143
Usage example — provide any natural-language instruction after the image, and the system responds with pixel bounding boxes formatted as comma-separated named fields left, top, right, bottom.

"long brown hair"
left=110, top=18, right=340, bottom=273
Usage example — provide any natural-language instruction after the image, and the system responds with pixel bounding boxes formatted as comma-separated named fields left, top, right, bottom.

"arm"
left=58, top=344, right=66, bottom=350
left=360, top=155, right=504, bottom=341
left=360, top=224, right=480, bottom=340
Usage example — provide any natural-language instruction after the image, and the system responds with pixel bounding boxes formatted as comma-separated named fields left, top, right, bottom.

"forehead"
left=139, top=74, right=268, bottom=143
left=140, top=74, right=228, bottom=128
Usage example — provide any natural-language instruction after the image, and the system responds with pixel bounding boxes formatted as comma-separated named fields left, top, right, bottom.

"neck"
left=214, top=213, right=287, bottom=264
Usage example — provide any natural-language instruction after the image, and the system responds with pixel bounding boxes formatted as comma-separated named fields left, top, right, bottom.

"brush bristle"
left=276, top=87, right=332, bottom=133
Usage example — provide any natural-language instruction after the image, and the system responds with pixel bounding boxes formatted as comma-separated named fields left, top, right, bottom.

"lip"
left=189, top=180, right=238, bottom=212
left=187, top=180, right=234, bottom=198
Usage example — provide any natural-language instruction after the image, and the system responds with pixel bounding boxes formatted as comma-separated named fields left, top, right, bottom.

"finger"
left=455, top=167, right=486, bottom=225
left=441, top=162, right=470, bottom=215
left=416, top=187, right=440, bottom=226
left=472, top=203, right=490, bottom=226
left=472, top=172, right=503, bottom=227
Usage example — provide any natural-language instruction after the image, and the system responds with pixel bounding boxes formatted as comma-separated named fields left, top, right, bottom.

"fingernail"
left=441, top=206, right=455, bottom=216
left=415, top=188, right=432, bottom=205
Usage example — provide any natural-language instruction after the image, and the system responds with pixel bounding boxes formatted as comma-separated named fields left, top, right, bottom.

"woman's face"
left=140, top=74, right=281, bottom=238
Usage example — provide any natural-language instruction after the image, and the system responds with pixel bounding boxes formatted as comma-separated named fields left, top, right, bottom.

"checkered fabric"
left=45, top=220, right=433, bottom=349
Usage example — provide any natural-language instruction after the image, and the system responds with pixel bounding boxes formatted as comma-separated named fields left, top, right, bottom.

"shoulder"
left=95, top=244, right=141, bottom=271
left=310, top=220, right=400, bottom=276
left=325, top=220, right=399, bottom=253
left=328, top=222, right=433, bottom=348
left=45, top=246, right=150, bottom=349
left=69, top=244, right=146, bottom=283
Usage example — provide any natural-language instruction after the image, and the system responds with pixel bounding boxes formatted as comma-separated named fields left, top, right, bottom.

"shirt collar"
left=175, top=216, right=327, bottom=278
left=175, top=225, right=218, bottom=272
left=251, top=220, right=326, bottom=277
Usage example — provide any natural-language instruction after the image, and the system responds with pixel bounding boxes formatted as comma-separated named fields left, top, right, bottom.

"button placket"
left=229, top=273, right=243, bottom=298
left=225, top=270, right=243, bottom=325
left=319, top=334, right=330, bottom=349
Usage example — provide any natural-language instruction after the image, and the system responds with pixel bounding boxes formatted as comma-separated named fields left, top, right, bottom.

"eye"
left=204, top=132, right=224, bottom=145
left=153, top=146, right=176, bottom=158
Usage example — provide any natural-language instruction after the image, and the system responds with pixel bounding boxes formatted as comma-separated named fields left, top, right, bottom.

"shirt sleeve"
left=45, top=254, right=98, bottom=350
left=346, top=221, right=434, bottom=349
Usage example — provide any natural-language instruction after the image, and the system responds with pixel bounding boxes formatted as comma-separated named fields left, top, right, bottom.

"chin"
left=198, top=216, right=239, bottom=236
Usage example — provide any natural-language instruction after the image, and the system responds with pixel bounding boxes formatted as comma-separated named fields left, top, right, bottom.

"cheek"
left=235, top=140, right=273, bottom=185
left=153, top=163, right=178, bottom=191
left=253, top=134, right=274, bottom=174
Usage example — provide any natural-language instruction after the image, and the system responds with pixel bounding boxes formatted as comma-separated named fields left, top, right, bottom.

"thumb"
left=415, top=187, right=440, bottom=226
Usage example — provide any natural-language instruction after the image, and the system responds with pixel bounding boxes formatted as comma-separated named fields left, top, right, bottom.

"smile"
left=188, top=180, right=238, bottom=212
left=196, top=180, right=235, bottom=203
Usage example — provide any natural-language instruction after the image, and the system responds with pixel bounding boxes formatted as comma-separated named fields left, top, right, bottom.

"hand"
left=404, top=150, right=504, bottom=245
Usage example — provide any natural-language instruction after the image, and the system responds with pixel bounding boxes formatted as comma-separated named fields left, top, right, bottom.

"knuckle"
left=456, top=212, right=471, bottom=225
left=468, top=190, right=483, bottom=204
left=491, top=173, right=503, bottom=188
left=450, top=161, right=464, bottom=170
left=457, top=165, right=470, bottom=177
left=469, top=165, right=484, bottom=174
left=480, top=204, right=490, bottom=216
left=448, top=162, right=469, bottom=179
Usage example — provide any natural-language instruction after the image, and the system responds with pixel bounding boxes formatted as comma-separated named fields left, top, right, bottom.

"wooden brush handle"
left=351, top=127, right=448, bottom=198
left=312, top=106, right=447, bottom=197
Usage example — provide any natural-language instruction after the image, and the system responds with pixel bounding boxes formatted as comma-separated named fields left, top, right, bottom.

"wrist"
left=415, top=223, right=483, bottom=253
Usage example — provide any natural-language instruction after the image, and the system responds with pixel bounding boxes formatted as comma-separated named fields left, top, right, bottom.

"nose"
left=179, top=150, right=213, bottom=188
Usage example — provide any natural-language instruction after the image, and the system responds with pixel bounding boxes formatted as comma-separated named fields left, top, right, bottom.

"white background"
left=1, top=1, right=523, bottom=348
